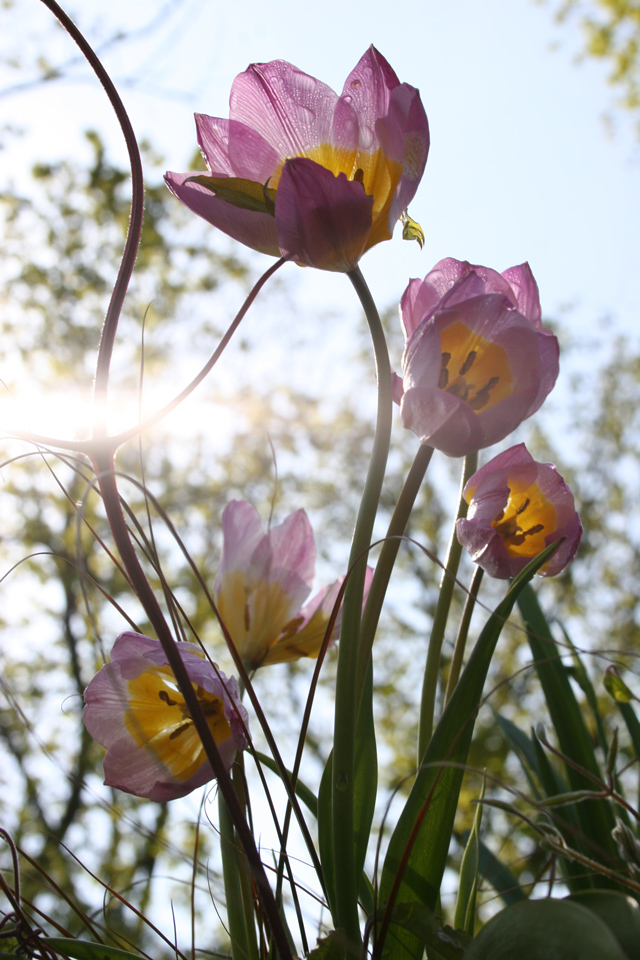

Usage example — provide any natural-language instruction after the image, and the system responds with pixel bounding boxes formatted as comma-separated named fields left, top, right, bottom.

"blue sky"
left=1, top=0, right=639, bottom=442
left=3, top=0, right=638, bottom=332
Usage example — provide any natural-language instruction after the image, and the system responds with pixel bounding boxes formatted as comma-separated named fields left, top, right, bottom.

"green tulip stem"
left=444, top=565, right=485, bottom=704
left=331, top=266, right=393, bottom=945
left=357, top=442, right=434, bottom=706
left=417, top=451, right=478, bottom=762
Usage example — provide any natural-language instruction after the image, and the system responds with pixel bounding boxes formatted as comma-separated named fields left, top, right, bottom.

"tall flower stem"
left=417, top=451, right=477, bottom=762
left=331, top=268, right=392, bottom=945
left=357, top=442, right=434, bottom=705
left=444, top=566, right=484, bottom=704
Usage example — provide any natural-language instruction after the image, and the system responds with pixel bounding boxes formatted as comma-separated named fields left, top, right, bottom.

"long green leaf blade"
left=378, top=545, right=558, bottom=959
left=517, top=584, right=619, bottom=874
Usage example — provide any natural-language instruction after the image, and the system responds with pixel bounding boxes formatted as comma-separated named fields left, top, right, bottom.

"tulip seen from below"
left=395, top=259, right=559, bottom=457
left=165, top=47, right=429, bottom=272
left=83, top=632, right=249, bottom=802
left=214, top=500, right=372, bottom=669
left=456, top=443, right=582, bottom=579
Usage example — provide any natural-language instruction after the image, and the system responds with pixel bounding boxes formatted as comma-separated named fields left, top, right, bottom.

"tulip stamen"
left=459, top=351, right=477, bottom=376
left=169, top=722, right=191, bottom=741
left=439, top=352, right=451, bottom=389
left=158, top=689, right=178, bottom=707
left=468, top=377, right=500, bottom=411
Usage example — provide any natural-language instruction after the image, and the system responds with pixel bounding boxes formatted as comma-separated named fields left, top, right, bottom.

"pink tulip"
left=165, top=47, right=429, bottom=272
left=83, top=632, right=249, bottom=801
left=214, top=501, right=372, bottom=668
left=395, top=259, right=559, bottom=457
left=456, top=443, right=582, bottom=579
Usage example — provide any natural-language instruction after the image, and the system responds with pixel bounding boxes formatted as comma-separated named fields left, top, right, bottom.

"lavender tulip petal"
left=342, top=46, right=400, bottom=150
left=214, top=500, right=364, bottom=669
left=250, top=507, right=316, bottom=605
left=379, top=84, right=430, bottom=227
left=167, top=48, right=428, bottom=271
left=457, top=444, right=582, bottom=579
left=215, top=501, right=266, bottom=583
left=502, top=262, right=542, bottom=326
left=402, top=385, right=484, bottom=457
left=84, top=632, right=249, bottom=802
left=396, top=261, right=558, bottom=456
left=276, top=158, right=373, bottom=272
left=164, top=172, right=280, bottom=256
left=230, top=60, right=342, bottom=157
left=195, top=115, right=280, bottom=183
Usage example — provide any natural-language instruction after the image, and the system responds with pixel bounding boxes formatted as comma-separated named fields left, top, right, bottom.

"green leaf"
left=454, top=775, right=485, bottom=935
left=306, top=930, right=358, bottom=960
left=379, top=903, right=469, bottom=960
left=517, top=584, right=619, bottom=874
left=567, top=890, right=640, bottom=960
left=353, top=661, right=377, bottom=915
left=184, top=175, right=275, bottom=215
left=464, top=899, right=628, bottom=960
left=473, top=837, right=526, bottom=906
left=252, top=751, right=318, bottom=818
left=378, top=544, right=559, bottom=960
left=495, top=713, right=543, bottom=797
left=316, top=667, right=377, bottom=923
left=318, top=750, right=337, bottom=920
left=559, top=623, right=609, bottom=755
left=605, top=666, right=635, bottom=704
left=42, top=941, right=139, bottom=960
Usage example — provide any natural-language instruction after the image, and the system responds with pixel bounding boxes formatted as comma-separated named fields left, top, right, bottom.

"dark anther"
left=459, top=350, right=477, bottom=376
left=159, top=689, right=178, bottom=707
left=169, top=722, right=191, bottom=740
left=468, top=376, right=499, bottom=411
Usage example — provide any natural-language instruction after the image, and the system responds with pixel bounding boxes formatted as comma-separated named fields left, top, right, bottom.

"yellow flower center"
left=216, top=570, right=295, bottom=667
left=438, top=321, right=514, bottom=412
left=125, top=665, right=231, bottom=782
left=268, top=142, right=404, bottom=249
left=491, top=477, right=556, bottom=559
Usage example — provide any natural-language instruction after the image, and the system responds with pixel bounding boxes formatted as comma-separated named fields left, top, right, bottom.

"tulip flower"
left=394, top=259, right=559, bottom=457
left=83, top=632, right=249, bottom=802
left=214, top=500, right=372, bottom=669
left=165, top=47, right=429, bottom=272
left=456, top=443, right=582, bottom=578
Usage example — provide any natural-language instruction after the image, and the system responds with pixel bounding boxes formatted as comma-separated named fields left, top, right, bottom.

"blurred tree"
left=548, top=0, right=640, bottom=130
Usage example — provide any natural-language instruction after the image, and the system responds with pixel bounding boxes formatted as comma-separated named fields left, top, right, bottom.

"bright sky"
left=1, top=0, right=639, bottom=440
left=3, top=0, right=639, bottom=326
